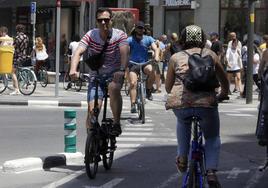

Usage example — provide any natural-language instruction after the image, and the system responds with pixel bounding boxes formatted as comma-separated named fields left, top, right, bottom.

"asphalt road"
left=0, top=98, right=268, bottom=188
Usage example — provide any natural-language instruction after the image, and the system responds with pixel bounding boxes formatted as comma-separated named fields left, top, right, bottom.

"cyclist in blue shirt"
left=127, top=21, right=160, bottom=113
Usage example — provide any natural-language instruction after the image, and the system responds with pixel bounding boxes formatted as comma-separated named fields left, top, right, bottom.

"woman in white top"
left=226, top=36, right=243, bottom=95
left=253, top=45, right=261, bottom=89
left=68, top=34, right=82, bottom=71
left=33, top=37, right=48, bottom=74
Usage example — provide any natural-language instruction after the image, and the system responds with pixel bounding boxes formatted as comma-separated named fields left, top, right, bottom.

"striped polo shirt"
left=80, top=28, right=128, bottom=74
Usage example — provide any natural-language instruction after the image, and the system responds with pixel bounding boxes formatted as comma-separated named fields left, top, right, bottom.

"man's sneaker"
left=207, top=170, right=221, bottom=188
left=9, top=90, right=21, bottom=95
left=110, top=123, right=122, bottom=136
left=131, top=103, right=137, bottom=113
left=146, top=89, right=153, bottom=101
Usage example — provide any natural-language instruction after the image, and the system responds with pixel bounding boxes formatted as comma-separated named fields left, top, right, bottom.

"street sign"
left=31, top=2, right=36, bottom=13
left=30, top=2, right=36, bottom=24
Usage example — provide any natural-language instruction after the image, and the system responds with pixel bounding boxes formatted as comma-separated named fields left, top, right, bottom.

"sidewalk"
left=0, top=83, right=88, bottom=107
left=0, top=83, right=260, bottom=107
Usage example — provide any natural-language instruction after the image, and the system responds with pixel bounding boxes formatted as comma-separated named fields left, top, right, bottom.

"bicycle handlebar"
left=129, top=60, right=152, bottom=66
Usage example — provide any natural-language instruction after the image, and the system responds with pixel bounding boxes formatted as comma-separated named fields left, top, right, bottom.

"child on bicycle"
left=165, top=25, right=229, bottom=187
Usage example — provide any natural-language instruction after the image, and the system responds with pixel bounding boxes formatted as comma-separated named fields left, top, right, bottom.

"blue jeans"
left=173, top=107, right=221, bottom=170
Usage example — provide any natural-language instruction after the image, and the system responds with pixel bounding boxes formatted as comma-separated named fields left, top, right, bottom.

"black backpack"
left=182, top=49, right=219, bottom=92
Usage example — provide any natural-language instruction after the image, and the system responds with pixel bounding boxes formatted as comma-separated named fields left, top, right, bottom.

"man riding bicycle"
left=165, top=25, right=229, bottom=187
left=69, top=7, right=128, bottom=136
left=127, top=21, right=160, bottom=113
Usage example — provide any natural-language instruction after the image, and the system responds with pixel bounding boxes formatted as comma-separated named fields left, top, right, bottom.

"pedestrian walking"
left=226, top=32, right=243, bottom=95
left=11, top=24, right=29, bottom=95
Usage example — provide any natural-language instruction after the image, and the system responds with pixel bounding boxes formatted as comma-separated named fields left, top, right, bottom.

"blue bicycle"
left=182, top=116, right=206, bottom=188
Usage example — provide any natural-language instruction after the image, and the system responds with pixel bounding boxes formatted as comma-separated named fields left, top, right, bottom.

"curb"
left=0, top=100, right=88, bottom=107
left=2, top=152, right=83, bottom=173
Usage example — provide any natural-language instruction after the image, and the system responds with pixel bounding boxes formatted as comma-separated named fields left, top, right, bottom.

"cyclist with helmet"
left=165, top=25, right=229, bottom=187
left=69, top=7, right=128, bottom=136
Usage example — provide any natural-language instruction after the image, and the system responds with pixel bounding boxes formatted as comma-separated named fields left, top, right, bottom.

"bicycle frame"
left=182, top=116, right=206, bottom=188
left=85, top=71, right=116, bottom=179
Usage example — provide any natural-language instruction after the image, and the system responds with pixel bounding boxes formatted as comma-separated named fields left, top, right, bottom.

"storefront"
left=220, top=0, right=268, bottom=42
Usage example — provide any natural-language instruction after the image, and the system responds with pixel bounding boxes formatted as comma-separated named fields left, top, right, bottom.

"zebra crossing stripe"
left=117, top=137, right=147, bottom=142
left=124, top=127, right=153, bottom=131
left=121, top=132, right=152, bottom=136
left=125, top=123, right=154, bottom=127
left=116, top=143, right=141, bottom=148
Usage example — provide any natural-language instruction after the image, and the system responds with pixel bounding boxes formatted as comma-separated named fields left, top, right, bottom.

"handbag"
left=83, top=34, right=111, bottom=71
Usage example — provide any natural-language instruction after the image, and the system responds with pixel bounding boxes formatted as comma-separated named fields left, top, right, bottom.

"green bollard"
left=64, top=109, right=77, bottom=153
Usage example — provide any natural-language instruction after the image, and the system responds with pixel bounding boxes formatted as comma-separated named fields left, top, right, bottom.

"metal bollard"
left=64, top=109, right=77, bottom=153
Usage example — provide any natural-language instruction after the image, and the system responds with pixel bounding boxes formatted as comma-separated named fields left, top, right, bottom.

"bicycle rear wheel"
left=102, top=137, right=116, bottom=170
left=0, top=74, right=7, bottom=94
left=85, top=134, right=99, bottom=179
left=39, top=67, right=48, bottom=87
left=137, top=86, right=145, bottom=124
left=18, top=69, right=37, bottom=95
left=63, top=72, right=72, bottom=90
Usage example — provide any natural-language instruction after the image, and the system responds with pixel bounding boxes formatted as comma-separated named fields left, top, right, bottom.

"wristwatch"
left=119, top=67, right=126, bottom=72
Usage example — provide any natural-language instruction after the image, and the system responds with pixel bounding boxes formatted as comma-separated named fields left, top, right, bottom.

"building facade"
left=151, top=0, right=268, bottom=43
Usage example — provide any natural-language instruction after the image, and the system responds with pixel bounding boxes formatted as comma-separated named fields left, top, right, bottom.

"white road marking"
left=121, top=132, right=152, bottom=136
left=117, top=137, right=147, bottom=142
left=125, top=123, right=154, bottom=127
left=225, top=113, right=254, bottom=117
left=219, top=110, right=239, bottom=113
left=217, top=167, right=249, bottom=179
left=116, top=143, right=141, bottom=148
left=42, top=169, right=85, bottom=188
left=84, top=178, right=124, bottom=188
left=244, top=168, right=266, bottom=188
left=234, top=108, right=258, bottom=111
left=157, top=173, right=180, bottom=188
left=124, top=127, right=153, bottom=131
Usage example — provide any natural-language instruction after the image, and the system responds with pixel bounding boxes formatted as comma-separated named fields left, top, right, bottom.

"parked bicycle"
left=0, top=65, right=37, bottom=95
left=182, top=116, right=206, bottom=188
left=35, top=65, right=48, bottom=88
left=84, top=73, right=117, bottom=179
left=63, top=57, right=88, bottom=92
left=129, top=60, right=151, bottom=124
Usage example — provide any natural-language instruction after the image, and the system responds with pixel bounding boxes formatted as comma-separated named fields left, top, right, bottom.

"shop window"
left=165, top=10, right=194, bottom=36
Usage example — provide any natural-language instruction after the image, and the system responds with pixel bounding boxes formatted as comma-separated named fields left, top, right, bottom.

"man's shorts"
left=153, top=61, right=163, bottom=74
left=87, top=72, right=124, bottom=102
left=87, top=74, right=113, bottom=102
left=128, top=63, right=151, bottom=75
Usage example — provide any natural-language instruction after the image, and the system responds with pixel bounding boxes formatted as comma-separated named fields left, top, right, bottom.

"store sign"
left=30, top=2, right=36, bottom=24
left=165, top=0, right=191, bottom=6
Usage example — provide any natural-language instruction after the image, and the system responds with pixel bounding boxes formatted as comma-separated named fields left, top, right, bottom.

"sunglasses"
left=97, top=18, right=110, bottom=23
left=136, top=26, right=144, bottom=29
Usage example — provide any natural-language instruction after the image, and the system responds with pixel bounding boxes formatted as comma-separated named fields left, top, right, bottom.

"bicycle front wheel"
left=0, top=74, right=7, bottom=94
left=102, top=137, right=116, bottom=170
left=18, top=69, right=37, bottom=95
left=63, top=72, right=71, bottom=90
left=85, top=134, right=99, bottom=179
left=137, top=85, right=145, bottom=124
left=74, top=79, right=82, bottom=92
left=39, top=67, right=48, bottom=87
left=187, top=160, right=203, bottom=188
